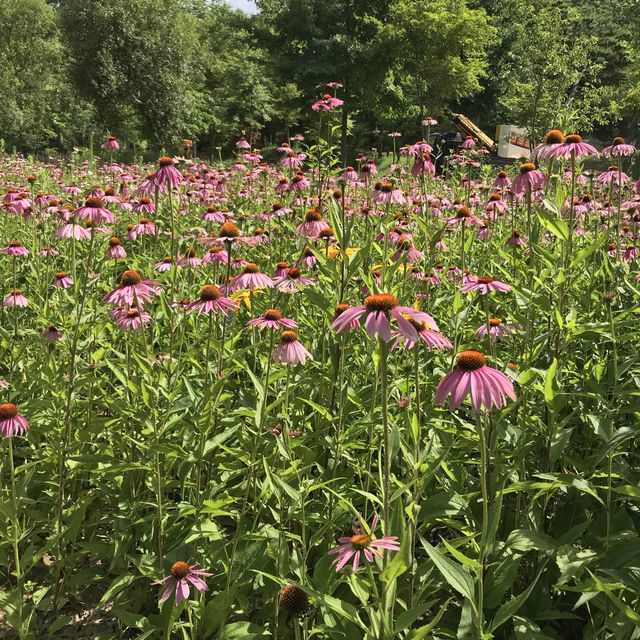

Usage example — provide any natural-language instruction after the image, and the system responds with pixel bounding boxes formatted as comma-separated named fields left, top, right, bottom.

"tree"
left=0, top=0, right=93, bottom=150
left=59, top=0, right=200, bottom=147
left=382, top=0, right=495, bottom=120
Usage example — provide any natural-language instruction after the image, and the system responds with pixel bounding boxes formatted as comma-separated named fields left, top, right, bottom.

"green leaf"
left=489, top=570, right=541, bottom=632
left=420, top=536, right=476, bottom=605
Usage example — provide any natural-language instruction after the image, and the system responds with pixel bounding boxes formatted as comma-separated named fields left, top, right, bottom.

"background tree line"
left=1, top=0, right=639, bottom=157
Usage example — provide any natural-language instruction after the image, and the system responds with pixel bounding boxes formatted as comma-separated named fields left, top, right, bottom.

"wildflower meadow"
left=2, top=100, right=640, bottom=640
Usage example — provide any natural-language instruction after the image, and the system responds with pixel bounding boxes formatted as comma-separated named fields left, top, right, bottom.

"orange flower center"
left=365, top=294, right=397, bottom=312
left=120, top=270, right=142, bottom=286
left=109, top=237, right=121, bottom=246
left=456, top=350, right=487, bottom=371
left=476, top=277, right=494, bottom=284
left=0, top=403, right=18, bottom=420
left=264, top=309, right=282, bottom=321
left=456, top=206, right=472, bottom=218
left=287, top=267, right=301, bottom=279
left=243, top=263, right=260, bottom=274
left=305, top=209, right=323, bottom=222
left=519, top=162, right=535, bottom=173
left=85, top=196, right=103, bottom=207
left=159, top=156, right=174, bottom=167
left=613, top=136, right=625, bottom=146
left=544, top=129, right=564, bottom=144
left=171, top=561, right=190, bottom=579
left=350, top=533, right=371, bottom=550
left=489, top=318, right=501, bottom=327
left=218, top=221, right=240, bottom=238
left=200, top=285, right=221, bottom=301
left=55, top=272, right=67, bottom=279
left=565, top=133, right=583, bottom=144
left=280, top=330, right=298, bottom=343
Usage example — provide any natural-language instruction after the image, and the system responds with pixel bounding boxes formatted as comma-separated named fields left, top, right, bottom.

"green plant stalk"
left=379, top=338, right=391, bottom=537
left=8, top=438, right=25, bottom=640
left=475, top=411, right=490, bottom=640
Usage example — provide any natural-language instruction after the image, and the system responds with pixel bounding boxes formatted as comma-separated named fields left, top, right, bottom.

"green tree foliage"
left=0, top=0, right=93, bottom=150
left=382, top=0, right=496, bottom=118
left=59, top=0, right=200, bottom=147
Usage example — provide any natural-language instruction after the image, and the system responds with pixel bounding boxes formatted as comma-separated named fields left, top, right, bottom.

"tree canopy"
left=0, top=0, right=638, bottom=154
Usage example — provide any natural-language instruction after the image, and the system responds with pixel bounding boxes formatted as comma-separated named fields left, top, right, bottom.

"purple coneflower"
left=312, top=93, right=344, bottom=111
left=0, top=403, right=28, bottom=437
left=461, top=276, right=511, bottom=294
left=373, top=181, right=405, bottom=205
left=235, top=137, right=251, bottom=150
left=153, top=157, right=182, bottom=189
left=104, top=270, right=160, bottom=306
left=133, top=197, right=155, bottom=214
left=156, top=562, right=211, bottom=605
left=106, top=237, right=127, bottom=259
left=328, top=515, right=399, bottom=572
left=602, top=136, right=636, bottom=157
left=532, top=129, right=564, bottom=160
left=102, top=136, right=120, bottom=151
left=154, top=256, right=174, bottom=272
left=492, top=170, right=511, bottom=190
left=4, top=290, right=28, bottom=307
left=595, top=166, right=629, bottom=186
left=247, top=308, right=296, bottom=331
left=505, top=230, right=527, bottom=247
left=296, top=209, right=326, bottom=239
left=393, top=318, right=452, bottom=351
left=1, top=242, right=29, bottom=257
left=40, top=246, right=58, bottom=258
left=203, top=246, right=229, bottom=265
left=230, top=263, right=273, bottom=291
left=114, top=307, right=152, bottom=331
left=475, top=318, right=514, bottom=342
left=177, top=248, right=203, bottom=269
left=73, top=196, right=114, bottom=224
left=461, top=136, right=476, bottom=150
left=435, top=350, right=516, bottom=412
left=186, top=284, right=238, bottom=316
left=273, top=267, right=316, bottom=293
left=272, top=330, right=312, bottom=366
left=43, top=325, right=64, bottom=341
left=56, top=221, right=91, bottom=241
left=512, top=162, right=547, bottom=194
left=330, top=294, right=435, bottom=342
left=548, top=133, right=598, bottom=159
left=53, top=271, right=74, bottom=288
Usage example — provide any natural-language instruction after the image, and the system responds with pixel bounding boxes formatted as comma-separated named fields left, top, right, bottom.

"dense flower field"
left=1, top=119, right=640, bottom=640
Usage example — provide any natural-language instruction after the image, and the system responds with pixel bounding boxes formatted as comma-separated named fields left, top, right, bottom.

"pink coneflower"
left=201, top=206, right=226, bottom=223
left=247, top=308, right=296, bottom=331
left=131, top=217, right=157, bottom=239
left=274, top=267, right=316, bottom=293
left=0, top=403, right=28, bottom=437
left=595, top=166, right=629, bottom=186
left=74, top=196, right=114, bottom=224
left=602, top=136, right=636, bottom=157
left=475, top=318, right=514, bottom=342
left=623, top=246, right=638, bottom=262
left=106, top=237, right=127, bottom=259
left=446, top=205, right=480, bottom=226
left=154, top=256, right=174, bottom=272
left=53, top=271, right=74, bottom=288
left=203, top=246, right=229, bottom=265
left=186, top=284, right=238, bottom=316
left=512, top=162, right=547, bottom=194
left=422, top=116, right=438, bottom=127
left=461, top=136, right=476, bottom=150
left=296, top=209, right=326, bottom=239
left=236, top=137, right=251, bottom=150
left=435, top=350, right=516, bottom=412
left=272, top=330, right=312, bottom=366
left=532, top=129, right=565, bottom=160
left=40, top=246, right=59, bottom=258
left=312, top=93, right=344, bottom=111
left=156, top=562, right=211, bottom=605
left=102, top=136, right=120, bottom=151
left=393, top=318, right=452, bottom=351
left=360, top=158, right=378, bottom=178
left=177, top=248, right=203, bottom=269
left=273, top=261, right=290, bottom=277
left=340, top=166, right=359, bottom=182
left=56, top=221, right=91, bottom=241
left=133, top=197, right=156, bottom=214
left=460, top=276, right=511, bottom=294
left=492, top=170, right=512, bottom=190
left=4, top=290, right=28, bottom=307
left=505, top=230, right=527, bottom=247
left=288, top=172, right=310, bottom=192
left=114, top=307, right=152, bottom=331
left=104, top=270, right=160, bottom=306
left=411, top=153, right=435, bottom=177
left=0, top=242, right=29, bottom=257
left=330, top=294, right=436, bottom=342
left=476, top=224, right=492, bottom=240
left=328, top=515, right=399, bottom=572
left=153, top=157, right=182, bottom=189
left=373, top=181, right=405, bottom=206
left=230, top=263, right=273, bottom=291
left=548, top=133, right=598, bottom=159
left=43, top=325, right=64, bottom=341
left=332, top=304, right=360, bottom=331
left=280, top=151, right=306, bottom=170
